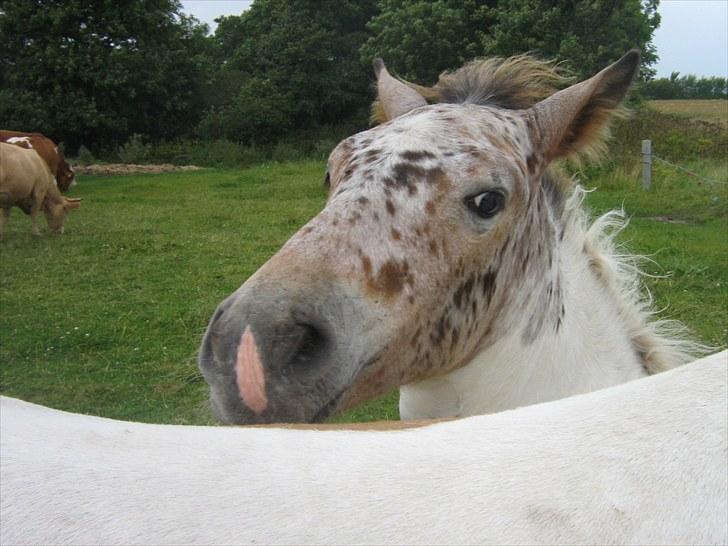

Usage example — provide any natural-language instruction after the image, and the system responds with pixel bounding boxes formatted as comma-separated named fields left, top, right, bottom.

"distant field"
left=1, top=158, right=725, bottom=425
left=648, top=99, right=728, bottom=126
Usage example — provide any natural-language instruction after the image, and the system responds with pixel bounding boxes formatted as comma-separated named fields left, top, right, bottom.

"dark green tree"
left=0, top=0, right=212, bottom=153
left=483, top=0, right=660, bottom=79
left=360, top=0, right=494, bottom=83
left=198, top=0, right=378, bottom=144
left=642, top=72, right=728, bottom=99
left=361, top=0, right=659, bottom=84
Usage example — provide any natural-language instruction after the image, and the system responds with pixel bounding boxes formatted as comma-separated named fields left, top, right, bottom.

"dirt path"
left=73, top=164, right=203, bottom=175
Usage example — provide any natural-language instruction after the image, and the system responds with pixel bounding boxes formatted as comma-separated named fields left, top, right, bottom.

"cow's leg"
left=0, top=207, right=9, bottom=239
left=30, top=190, right=46, bottom=236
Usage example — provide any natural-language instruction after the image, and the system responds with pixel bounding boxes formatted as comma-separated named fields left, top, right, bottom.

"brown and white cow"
left=0, top=142, right=81, bottom=237
left=0, top=130, right=76, bottom=192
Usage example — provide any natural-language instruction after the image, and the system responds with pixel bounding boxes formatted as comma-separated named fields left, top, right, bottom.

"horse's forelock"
left=371, top=55, right=572, bottom=125
left=435, top=55, right=572, bottom=110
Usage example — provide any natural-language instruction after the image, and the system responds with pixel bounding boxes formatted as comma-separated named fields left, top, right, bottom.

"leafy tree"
left=199, top=0, right=378, bottom=144
left=483, top=0, right=660, bottom=79
left=362, top=0, right=659, bottom=83
left=0, top=0, right=212, bottom=153
left=642, top=72, right=728, bottom=99
left=360, top=0, right=494, bottom=83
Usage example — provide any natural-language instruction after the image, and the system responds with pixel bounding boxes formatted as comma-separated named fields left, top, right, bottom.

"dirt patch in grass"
left=643, top=215, right=691, bottom=224
left=74, top=164, right=204, bottom=175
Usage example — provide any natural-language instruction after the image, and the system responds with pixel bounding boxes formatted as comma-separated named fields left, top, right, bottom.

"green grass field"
left=1, top=155, right=726, bottom=424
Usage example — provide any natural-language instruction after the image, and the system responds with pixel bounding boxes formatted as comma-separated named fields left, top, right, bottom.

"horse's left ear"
left=527, top=50, right=640, bottom=164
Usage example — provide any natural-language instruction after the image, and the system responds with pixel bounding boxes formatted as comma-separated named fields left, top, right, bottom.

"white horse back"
left=1, top=351, right=726, bottom=545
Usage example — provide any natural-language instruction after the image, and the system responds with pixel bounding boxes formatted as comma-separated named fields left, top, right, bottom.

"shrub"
left=76, top=145, right=96, bottom=164
left=608, top=106, right=727, bottom=163
left=117, top=134, right=152, bottom=164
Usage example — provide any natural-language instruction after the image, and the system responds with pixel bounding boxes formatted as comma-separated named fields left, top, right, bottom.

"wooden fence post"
left=641, top=139, right=652, bottom=190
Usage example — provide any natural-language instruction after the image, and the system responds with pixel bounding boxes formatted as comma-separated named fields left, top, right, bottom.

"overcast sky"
left=181, top=0, right=728, bottom=78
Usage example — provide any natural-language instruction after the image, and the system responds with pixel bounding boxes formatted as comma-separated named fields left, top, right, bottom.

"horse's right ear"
left=527, top=50, right=640, bottom=165
left=373, top=58, right=427, bottom=121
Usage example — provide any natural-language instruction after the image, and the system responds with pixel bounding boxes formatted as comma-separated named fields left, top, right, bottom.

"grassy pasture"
left=648, top=99, right=728, bottom=127
left=1, top=156, right=725, bottom=424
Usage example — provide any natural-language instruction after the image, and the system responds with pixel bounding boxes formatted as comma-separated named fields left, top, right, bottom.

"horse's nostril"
left=288, top=323, right=328, bottom=368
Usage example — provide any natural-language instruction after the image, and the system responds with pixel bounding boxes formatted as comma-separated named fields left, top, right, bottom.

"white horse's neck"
left=400, top=203, right=649, bottom=419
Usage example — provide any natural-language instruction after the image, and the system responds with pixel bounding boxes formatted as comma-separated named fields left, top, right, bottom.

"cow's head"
left=56, top=150, right=76, bottom=191
left=44, top=197, right=81, bottom=234
left=57, top=164, right=76, bottom=192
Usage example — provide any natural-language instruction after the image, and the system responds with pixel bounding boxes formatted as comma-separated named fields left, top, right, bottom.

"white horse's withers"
left=2, top=351, right=726, bottom=545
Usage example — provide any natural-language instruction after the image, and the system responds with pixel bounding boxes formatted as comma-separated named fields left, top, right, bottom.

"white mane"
left=565, top=185, right=704, bottom=373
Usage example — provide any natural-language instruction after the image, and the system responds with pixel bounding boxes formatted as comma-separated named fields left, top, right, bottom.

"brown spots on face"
left=400, top=150, right=436, bottom=162
left=357, top=196, right=369, bottom=206
left=480, top=267, right=497, bottom=302
left=386, top=200, right=396, bottom=216
left=367, top=259, right=413, bottom=298
left=461, top=144, right=487, bottom=160
left=430, top=313, right=450, bottom=346
left=385, top=162, right=447, bottom=196
left=425, top=201, right=436, bottom=215
left=452, top=273, right=477, bottom=310
left=451, top=327, right=460, bottom=348
left=428, top=240, right=438, bottom=256
left=391, top=228, right=401, bottom=241
left=389, top=162, right=422, bottom=195
left=361, top=255, right=372, bottom=276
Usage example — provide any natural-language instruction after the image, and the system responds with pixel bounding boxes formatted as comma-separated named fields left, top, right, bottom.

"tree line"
left=1, top=0, right=665, bottom=155
left=641, top=73, right=728, bottom=100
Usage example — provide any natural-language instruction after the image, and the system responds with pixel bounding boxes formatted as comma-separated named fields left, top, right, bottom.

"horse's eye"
left=466, top=191, right=505, bottom=219
left=324, top=172, right=331, bottom=187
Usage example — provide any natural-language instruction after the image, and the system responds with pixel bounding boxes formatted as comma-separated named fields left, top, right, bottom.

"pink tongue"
left=235, top=326, right=268, bottom=415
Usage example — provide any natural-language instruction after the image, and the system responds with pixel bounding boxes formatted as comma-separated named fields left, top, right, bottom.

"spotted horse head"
left=199, top=51, right=641, bottom=423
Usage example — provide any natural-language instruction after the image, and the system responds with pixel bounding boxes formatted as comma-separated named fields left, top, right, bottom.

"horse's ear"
left=373, top=58, right=427, bottom=121
left=527, top=50, right=640, bottom=164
